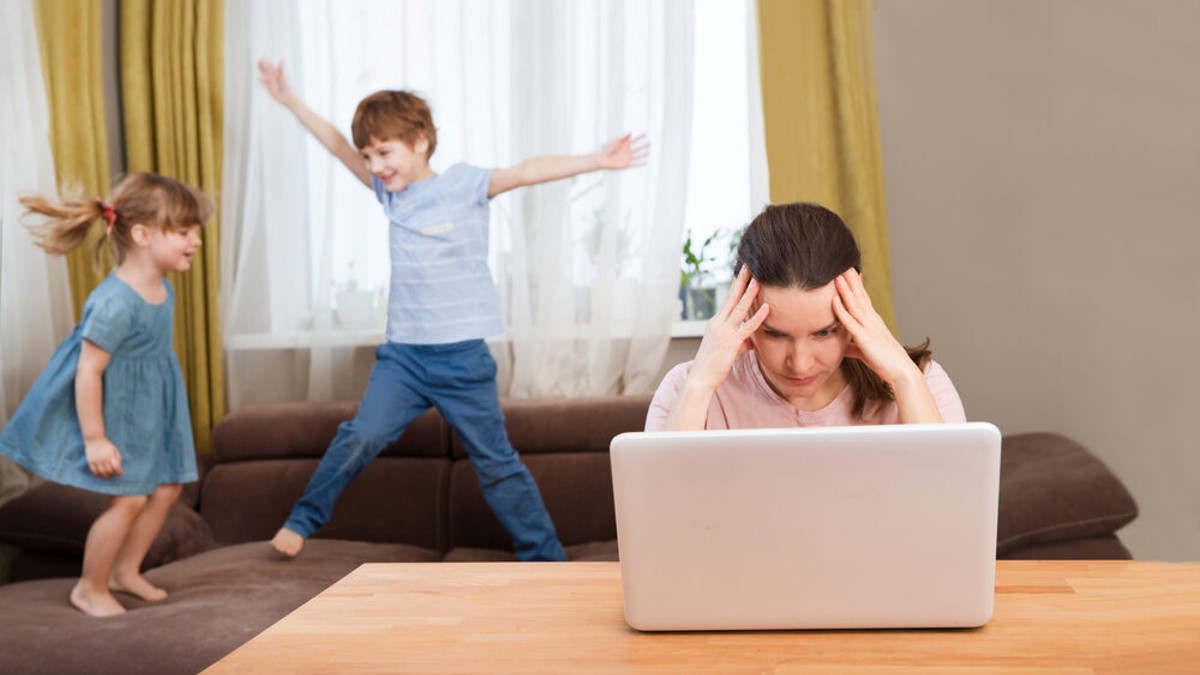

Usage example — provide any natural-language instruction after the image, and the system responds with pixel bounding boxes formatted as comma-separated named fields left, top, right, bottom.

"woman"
left=647, top=202, right=965, bottom=431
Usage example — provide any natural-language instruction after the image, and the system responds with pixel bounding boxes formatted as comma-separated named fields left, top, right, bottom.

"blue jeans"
left=283, top=340, right=566, bottom=561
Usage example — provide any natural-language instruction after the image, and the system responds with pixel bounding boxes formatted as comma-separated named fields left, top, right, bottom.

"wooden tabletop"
left=205, top=560, right=1200, bottom=674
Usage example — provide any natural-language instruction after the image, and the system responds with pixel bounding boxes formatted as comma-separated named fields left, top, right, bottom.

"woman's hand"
left=257, top=59, right=295, bottom=106
left=688, top=266, right=770, bottom=393
left=833, top=268, right=943, bottom=423
left=832, top=268, right=915, bottom=385
left=664, top=266, right=769, bottom=431
left=85, top=437, right=122, bottom=479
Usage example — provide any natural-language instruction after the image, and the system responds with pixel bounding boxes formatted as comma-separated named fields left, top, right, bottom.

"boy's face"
left=360, top=136, right=432, bottom=192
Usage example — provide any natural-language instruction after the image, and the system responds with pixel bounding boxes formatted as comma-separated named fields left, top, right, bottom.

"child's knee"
left=111, top=494, right=149, bottom=513
left=474, top=456, right=528, bottom=488
left=152, top=483, right=183, bottom=502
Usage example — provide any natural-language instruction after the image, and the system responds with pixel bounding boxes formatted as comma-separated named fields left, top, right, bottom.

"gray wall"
left=872, top=1, right=1200, bottom=561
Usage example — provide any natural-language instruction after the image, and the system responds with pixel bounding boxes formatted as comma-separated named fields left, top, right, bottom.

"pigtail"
left=20, top=189, right=111, bottom=258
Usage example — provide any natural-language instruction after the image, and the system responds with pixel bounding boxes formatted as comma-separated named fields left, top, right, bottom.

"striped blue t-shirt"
left=372, top=163, right=505, bottom=344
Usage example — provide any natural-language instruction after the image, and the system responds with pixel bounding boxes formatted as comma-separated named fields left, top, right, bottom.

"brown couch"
left=0, top=395, right=1138, bottom=674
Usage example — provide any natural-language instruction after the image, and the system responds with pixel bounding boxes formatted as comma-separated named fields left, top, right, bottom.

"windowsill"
left=225, top=321, right=708, bottom=351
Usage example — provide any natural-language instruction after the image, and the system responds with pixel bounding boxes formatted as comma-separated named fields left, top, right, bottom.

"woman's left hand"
left=832, top=268, right=919, bottom=386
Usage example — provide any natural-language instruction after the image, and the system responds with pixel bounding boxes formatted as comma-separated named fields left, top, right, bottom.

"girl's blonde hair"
left=20, top=172, right=213, bottom=265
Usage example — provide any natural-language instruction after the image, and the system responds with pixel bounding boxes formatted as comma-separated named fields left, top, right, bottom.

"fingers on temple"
left=833, top=293, right=861, bottom=332
left=744, top=302, right=769, bottom=332
left=719, top=267, right=750, bottom=316
left=732, top=278, right=759, bottom=322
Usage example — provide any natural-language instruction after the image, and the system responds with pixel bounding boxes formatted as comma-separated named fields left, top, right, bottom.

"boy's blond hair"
left=351, top=90, right=438, bottom=159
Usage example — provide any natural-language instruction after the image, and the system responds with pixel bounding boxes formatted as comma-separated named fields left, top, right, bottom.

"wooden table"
left=205, top=561, right=1200, bottom=674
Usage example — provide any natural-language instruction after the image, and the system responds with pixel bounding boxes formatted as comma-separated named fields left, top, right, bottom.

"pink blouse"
left=645, top=352, right=967, bottom=431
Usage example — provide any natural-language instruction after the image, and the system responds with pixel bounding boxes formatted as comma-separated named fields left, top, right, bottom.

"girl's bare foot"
left=70, top=580, right=127, bottom=617
left=109, top=571, right=168, bottom=601
left=272, top=527, right=305, bottom=557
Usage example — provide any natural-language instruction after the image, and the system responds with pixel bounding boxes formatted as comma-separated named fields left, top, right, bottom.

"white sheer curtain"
left=0, top=0, right=75, bottom=427
left=0, top=0, right=73, bottom=503
left=222, top=0, right=693, bottom=407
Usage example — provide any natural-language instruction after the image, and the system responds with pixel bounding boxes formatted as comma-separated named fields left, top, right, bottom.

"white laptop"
left=610, top=423, right=1001, bottom=631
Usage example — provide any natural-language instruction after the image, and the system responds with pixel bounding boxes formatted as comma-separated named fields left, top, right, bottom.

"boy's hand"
left=598, top=133, right=649, bottom=170
left=84, top=437, right=122, bottom=479
left=257, top=59, right=295, bottom=105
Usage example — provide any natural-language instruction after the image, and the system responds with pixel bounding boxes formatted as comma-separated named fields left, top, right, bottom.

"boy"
left=257, top=60, right=647, bottom=560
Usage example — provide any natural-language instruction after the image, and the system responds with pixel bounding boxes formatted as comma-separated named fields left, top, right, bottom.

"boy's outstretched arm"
left=257, top=59, right=373, bottom=189
left=488, top=133, right=648, bottom=198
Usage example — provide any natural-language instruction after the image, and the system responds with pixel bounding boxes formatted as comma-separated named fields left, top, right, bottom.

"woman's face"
left=750, top=281, right=851, bottom=411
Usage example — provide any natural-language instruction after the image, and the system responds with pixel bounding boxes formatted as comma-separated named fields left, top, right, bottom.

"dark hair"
left=21, top=172, right=212, bottom=266
left=351, top=90, right=437, bottom=158
left=735, top=202, right=931, bottom=418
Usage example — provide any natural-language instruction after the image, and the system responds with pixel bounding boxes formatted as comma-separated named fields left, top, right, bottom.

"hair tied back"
left=95, top=197, right=117, bottom=232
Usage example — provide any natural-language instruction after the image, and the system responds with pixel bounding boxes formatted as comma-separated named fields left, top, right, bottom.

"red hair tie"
left=96, top=198, right=117, bottom=231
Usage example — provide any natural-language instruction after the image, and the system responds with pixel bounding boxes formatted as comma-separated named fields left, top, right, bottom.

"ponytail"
left=20, top=189, right=119, bottom=265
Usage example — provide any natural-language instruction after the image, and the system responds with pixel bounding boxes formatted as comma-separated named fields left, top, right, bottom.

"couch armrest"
left=997, top=432, right=1138, bottom=556
left=0, top=482, right=215, bottom=578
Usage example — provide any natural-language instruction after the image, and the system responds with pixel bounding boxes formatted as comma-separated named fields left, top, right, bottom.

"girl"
left=647, top=202, right=965, bottom=431
left=0, top=173, right=209, bottom=617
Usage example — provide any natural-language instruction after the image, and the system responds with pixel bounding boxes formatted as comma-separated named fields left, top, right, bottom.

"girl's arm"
left=76, top=339, right=122, bottom=478
left=488, top=133, right=648, bottom=198
left=663, top=267, right=769, bottom=430
left=831, top=269, right=944, bottom=424
left=257, top=60, right=373, bottom=189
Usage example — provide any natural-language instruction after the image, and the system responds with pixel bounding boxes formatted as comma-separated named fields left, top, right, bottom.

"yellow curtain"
left=756, top=0, right=895, bottom=330
left=120, top=0, right=224, bottom=453
left=33, top=0, right=113, bottom=319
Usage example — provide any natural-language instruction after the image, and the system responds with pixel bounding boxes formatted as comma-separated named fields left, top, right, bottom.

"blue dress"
left=0, top=272, right=197, bottom=495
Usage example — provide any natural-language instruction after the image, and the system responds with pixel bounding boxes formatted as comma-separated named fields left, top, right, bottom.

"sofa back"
left=203, top=396, right=652, bottom=554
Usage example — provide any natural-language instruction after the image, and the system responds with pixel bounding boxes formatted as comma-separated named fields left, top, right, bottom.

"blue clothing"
left=284, top=341, right=565, bottom=561
left=0, top=273, right=197, bottom=495
left=372, top=164, right=505, bottom=344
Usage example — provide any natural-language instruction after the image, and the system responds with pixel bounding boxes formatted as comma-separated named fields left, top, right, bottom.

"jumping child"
left=0, top=173, right=210, bottom=616
left=257, top=59, right=647, bottom=561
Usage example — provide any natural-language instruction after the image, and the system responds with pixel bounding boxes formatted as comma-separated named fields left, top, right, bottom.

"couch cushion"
left=1000, top=534, right=1132, bottom=560
left=0, top=482, right=214, bottom=577
left=997, top=432, right=1138, bottom=554
left=451, top=395, right=651, bottom=457
left=212, top=402, right=449, bottom=462
left=0, top=539, right=438, bottom=675
left=441, top=540, right=618, bottom=562
left=447, top=452, right=617, bottom=551
left=200, top=457, right=450, bottom=550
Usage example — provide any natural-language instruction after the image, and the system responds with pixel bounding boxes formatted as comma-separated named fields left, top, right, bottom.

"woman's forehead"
left=757, top=283, right=837, bottom=332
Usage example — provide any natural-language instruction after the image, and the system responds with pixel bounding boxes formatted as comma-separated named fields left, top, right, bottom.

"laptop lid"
left=610, top=423, right=1001, bottom=631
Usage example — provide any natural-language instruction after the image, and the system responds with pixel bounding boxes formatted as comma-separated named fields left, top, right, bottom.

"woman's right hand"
left=257, top=59, right=294, bottom=105
left=687, top=266, right=770, bottom=394
left=85, top=437, right=122, bottom=479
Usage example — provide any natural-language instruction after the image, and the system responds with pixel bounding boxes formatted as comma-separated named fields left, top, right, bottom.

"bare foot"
left=272, top=527, right=305, bottom=557
left=109, top=572, right=168, bottom=602
left=70, top=581, right=127, bottom=617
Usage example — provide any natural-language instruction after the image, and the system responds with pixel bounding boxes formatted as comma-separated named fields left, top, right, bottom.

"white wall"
left=872, top=1, right=1200, bottom=561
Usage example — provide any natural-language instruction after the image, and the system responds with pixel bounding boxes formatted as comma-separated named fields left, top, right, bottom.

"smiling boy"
left=257, top=60, right=646, bottom=560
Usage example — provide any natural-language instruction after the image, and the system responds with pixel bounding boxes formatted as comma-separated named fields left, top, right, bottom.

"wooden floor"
left=205, top=560, right=1200, bottom=674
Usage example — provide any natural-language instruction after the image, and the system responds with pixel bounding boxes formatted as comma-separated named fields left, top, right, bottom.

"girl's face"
left=750, top=281, right=851, bottom=411
left=147, top=223, right=203, bottom=273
